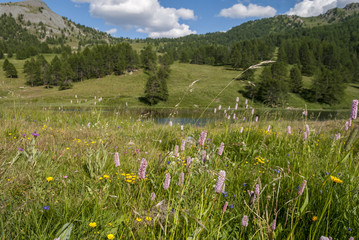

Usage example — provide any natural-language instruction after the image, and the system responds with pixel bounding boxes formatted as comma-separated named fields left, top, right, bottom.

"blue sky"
left=2, top=0, right=359, bottom=38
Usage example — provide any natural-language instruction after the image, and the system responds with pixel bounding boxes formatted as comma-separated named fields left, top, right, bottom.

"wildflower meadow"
left=1, top=100, right=359, bottom=239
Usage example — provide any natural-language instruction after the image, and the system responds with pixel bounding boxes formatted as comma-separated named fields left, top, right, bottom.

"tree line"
left=158, top=38, right=275, bottom=69
left=23, top=43, right=139, bottom=89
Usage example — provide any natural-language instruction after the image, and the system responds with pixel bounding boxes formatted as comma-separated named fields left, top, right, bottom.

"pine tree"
left=256, top=67, right=288, bottom=106
left=3, top=59, right=17, bottom=78
left=311, top=67, right=345, bottom=105
left=144, top=64, right=170, bottom=105
left=58, top=61, right=73, bottom=90
left=277, top=46, right=287, bottom=63
left=49, top=56, right=63, bottom=86
left=289, top=65, right=302, bottom=93
left=271, top=61, right=287, bottom=83
left=141, top=45, right=157, bottom=71
left=144, top=71, right=162, bottom=105
left=24, top=58, right=41, bottom=86
left=299, top=42, right=316, bottom=76
left=157, top=65, right=169, bottom=101
left=230, top=46, right=242, bottom=69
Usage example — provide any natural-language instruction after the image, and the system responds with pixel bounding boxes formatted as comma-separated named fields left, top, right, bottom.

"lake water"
left=56, top=107, right=351, bottom=125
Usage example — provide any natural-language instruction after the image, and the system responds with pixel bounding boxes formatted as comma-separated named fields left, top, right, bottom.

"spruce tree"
left=3, top=59, right=17, bottom=78
left=271, top=61, right=287, bottom=83
left=144, top=71, right=162, bottom=105
left=49, top=56, right=64, bottom=86
left=230, top=46, right=242, bottom=69
left=58, top=61, right=73, bottom=90
left=256, top=67, right=288, bottom=106
left=311, top=67, right=345, bottom=105
left=299, top=42, right=316, bottom=76
left=140, top=45, right=157, bottom=71
left=3, top=58, right=10, bottom=71
left=24, top=58, right=41, bottom=86
left=289, top=65, right=302, bottom=93
left=157, top=65, right=169, bottom=101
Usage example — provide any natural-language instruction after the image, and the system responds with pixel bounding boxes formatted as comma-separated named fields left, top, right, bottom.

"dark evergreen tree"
left=140, top=45, right=157, bottom=71
left=277, top=45, right=287, bottom=63
left=49, top=56, right=64, bottom=86
left=58, top=61, right=73, bottom=90
left=255, top=67, right=288, bottom=106
left=144, top=71, right=163, bottom=105
left=3, top=58, right=17, bottom=78
left=24, top=58, right=41, bottom=86
left=157, top=65, right=169, bottom=101
left=230, top=46, right=242, bottom=69
left=299, top=42, right=316, bottom=76
left=242, top=69, right=256, bottom=99
left=143, top=63, right=170, bottom=105
left=179, top=49, right=190, bottom=63
left=271, top=61, right=287, bottom=83
left=311, top=67, right=345, bottom=105
left=3, top=58, right=10, bottom=71
left=289, top=65, right=302, bottom=93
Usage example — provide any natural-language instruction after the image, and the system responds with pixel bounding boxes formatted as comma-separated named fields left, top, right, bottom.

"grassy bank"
left=0, top=106, right=358, bottom=239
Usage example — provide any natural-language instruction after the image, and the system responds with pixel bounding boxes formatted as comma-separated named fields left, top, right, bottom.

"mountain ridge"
left=150, top=2, right=359, bottom=45
left=0, top=0, right=116, bottom=46
left=0, top=1, right=359, bottom=45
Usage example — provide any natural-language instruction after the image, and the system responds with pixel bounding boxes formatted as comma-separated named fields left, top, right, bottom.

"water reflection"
left=57, top=107, right=351, bottom=125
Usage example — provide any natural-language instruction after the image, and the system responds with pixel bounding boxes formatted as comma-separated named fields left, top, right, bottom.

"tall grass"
left=0, top=102, right=358, bottom=239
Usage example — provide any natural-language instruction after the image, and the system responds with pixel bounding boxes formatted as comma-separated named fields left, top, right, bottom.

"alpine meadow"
left=2, top=0, right=359, bottom=239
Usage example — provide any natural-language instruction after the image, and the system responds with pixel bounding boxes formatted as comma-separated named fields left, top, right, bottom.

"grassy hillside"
left=0, top=56, right=358, bottom=110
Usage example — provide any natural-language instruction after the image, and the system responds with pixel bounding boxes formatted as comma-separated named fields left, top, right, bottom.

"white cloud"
left=218, top=3, right=277, bottom=19
left=72, top=0, right=196, bottom=38
left=287, top=0, right=359, bottom=17
left=176, top=8, right=196, bottom=20
left=106, top=28, right=117, bottom=35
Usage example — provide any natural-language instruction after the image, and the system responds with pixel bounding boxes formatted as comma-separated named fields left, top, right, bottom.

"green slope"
left=1, top=58, right=358, bottom=110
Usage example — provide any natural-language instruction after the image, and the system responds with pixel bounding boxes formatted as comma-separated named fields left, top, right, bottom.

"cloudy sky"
left=2, top=0, right=359, bottom=38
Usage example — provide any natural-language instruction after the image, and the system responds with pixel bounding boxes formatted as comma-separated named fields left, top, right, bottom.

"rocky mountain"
left=0, top=0, right=117, bottom=46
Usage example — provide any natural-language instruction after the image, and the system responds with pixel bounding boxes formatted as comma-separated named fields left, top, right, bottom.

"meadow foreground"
left=0, top=106, right=358, bottom=240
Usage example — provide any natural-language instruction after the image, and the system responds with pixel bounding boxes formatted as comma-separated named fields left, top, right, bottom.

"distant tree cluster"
left=24, top=43, right=139, bottom=90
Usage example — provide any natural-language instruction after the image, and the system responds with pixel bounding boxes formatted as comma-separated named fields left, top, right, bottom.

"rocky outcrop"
left=0, top=0, right=67, bottom=34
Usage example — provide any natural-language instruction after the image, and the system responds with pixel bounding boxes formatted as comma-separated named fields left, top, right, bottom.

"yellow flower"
left=107, top=234, right=115, bottom=239
left=99, top=177, right=103, bottom=180
left=330, top=176, right=343, bottom=184
left=89, top=222, right=97, bottom=228
left=46, top=177, right=53, bottom=182
left=312, top=216, right=318, bottom=221
left=103, top=175, right=110, bottom=179
left=146, top=216, right=152, bottom=221
left=136, top=217, right=142, bottom=222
